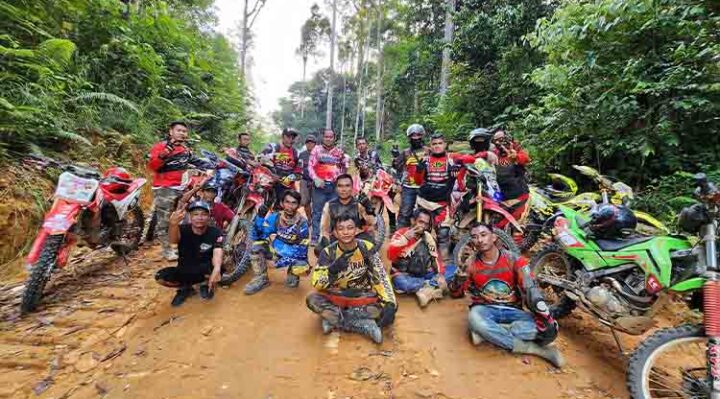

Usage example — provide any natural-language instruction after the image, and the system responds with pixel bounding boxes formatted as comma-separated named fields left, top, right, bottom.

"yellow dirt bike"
left=521, top=166, right=668, bottom=251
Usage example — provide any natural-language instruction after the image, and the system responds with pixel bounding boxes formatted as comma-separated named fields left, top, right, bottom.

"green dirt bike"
left=531, top=173, right=720, bottom=399
left=522, top=165, right=668, bottom=251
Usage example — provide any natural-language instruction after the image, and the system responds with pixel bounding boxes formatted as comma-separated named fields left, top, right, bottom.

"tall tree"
left=239, top=0, right=268, bottom=77
left=374, top=0, right=384, bottom=140
left=439, top=0, right=456, bottom=98
left=325, top=0, right=339, bottom=129
left=296, top=4, right=330, bottom=118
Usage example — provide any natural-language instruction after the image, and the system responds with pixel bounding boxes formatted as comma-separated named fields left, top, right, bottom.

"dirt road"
left=0, top=245, right=635, bottom=398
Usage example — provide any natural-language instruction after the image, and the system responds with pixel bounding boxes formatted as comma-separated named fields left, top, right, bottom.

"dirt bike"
left=21, top=156, right=146, bottom=314
left=357, top=167, right=398, bottom=247
left=622, top=174, right=720, bottom=399
left=416, top=157, right=521, bottom=267
left=522, top=165, right=669, bottom=251
left=219, top=158, right=298, bottom=286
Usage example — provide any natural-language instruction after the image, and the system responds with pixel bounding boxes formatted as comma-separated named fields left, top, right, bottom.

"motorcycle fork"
left=704, top=223, right=720, bottom=396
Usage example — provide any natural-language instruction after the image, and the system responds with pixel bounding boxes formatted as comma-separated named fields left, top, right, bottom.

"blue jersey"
left=251, top=212, right=309, bottom=268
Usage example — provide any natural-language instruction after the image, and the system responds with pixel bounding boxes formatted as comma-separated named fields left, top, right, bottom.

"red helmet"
left=101, top=167, right=132, bottom=194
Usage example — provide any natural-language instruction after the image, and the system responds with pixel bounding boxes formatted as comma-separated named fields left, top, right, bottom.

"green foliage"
left=0, top=0, right=250, bottom=159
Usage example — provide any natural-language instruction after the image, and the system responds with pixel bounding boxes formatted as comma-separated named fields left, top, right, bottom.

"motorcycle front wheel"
left=113, top=206, right=144, bottom=255
left=529, top=244, right=577, bottom=319
left=220, top=218, right=253, bottom=286
left=627, top=324, right=709, bottom=399
left=21, top=234, right=65, bottom=314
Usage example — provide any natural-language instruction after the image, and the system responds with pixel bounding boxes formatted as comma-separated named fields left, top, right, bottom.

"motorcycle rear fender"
left=481, top=197, right=523, bottom=232
left=634, top=210, right=669, bottom=233
left=110, top=179, right=145, bottom=220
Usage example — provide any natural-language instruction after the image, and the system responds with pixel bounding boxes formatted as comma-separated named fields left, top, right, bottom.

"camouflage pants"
left=152, top=187, right=182, bottom=250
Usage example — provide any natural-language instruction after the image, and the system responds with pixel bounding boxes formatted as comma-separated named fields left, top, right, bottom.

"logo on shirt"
left=199, top=243, right=213, bottom=252
left=480, top=279, right=513, bottom=301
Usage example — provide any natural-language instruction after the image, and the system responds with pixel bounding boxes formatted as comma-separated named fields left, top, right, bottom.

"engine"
left=583, top=268, right=655, bottom=318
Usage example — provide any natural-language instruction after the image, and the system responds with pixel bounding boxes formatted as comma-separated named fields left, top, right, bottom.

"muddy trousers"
left=155, top=266, right=210, bottom=288
left=392, top=265, right=457, bottom=293
left=468, top=304, right=537, bottom=351
left=397, top=187, right=418, bottom=228
left=305, top=293, right=382, bottom=326
left=152, top=187, right=182, bottom=251
left=311, top=183, right=337, bottom=242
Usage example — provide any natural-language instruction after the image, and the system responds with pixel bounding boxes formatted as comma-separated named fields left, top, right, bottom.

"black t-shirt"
left=177, top=225, right=223, bottom=273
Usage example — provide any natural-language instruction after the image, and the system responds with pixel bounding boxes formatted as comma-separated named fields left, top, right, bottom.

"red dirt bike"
left=21, top=156, right=146, bottom=314
left=220, top=156, right=300, bottom=286
left=357, top=167, right=399, bottom=247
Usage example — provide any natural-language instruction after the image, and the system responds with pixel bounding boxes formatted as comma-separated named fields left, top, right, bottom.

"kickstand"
left=610, top=327, right=628, bottom=358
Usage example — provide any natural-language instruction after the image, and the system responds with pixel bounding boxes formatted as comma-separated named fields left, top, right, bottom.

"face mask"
left=410, top=138, right=424, bottom=150
left=471, top=139, right=490, bottom=153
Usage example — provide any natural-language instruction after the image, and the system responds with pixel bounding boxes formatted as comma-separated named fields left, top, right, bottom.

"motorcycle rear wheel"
left=627, top=324, right=708, bottom=399
left=529, top=244, right=576, bottom=319
left=21, top=234, right=65, bottom=314
left=452, top=228, right=519, bottom=268
left=220, top=219, right=253, bottom=286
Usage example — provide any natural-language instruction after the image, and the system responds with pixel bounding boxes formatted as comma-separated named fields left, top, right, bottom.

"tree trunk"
left=325, top=0, right=338, bottom=130
left=374, top=0, right=383, bottom=141
left=439, top=0, right=455, bottom=98
left=353, top=7, right=372, bottom=142
left=340, top=64, right=348, bottom=147
left=301, top=55, right=307, bottom=118
left=240, top=0, right=249, bottom=77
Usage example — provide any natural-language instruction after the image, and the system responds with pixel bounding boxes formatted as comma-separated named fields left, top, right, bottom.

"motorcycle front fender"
left=669, top=277, right=705, bottom=293
left=481, top=197, right=524, bottom=233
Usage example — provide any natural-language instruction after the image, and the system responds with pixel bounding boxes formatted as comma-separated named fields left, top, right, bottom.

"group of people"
left=144, top=120, right=564, bottom=368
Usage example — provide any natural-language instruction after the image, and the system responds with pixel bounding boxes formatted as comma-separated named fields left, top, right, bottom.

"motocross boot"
left=340, top=317, right=383, bottom=344
left=415, top=284, right=444, bottom=308
left=243, top=253, right=270, bottom=295
left=512, top=339, right=565, bottom=368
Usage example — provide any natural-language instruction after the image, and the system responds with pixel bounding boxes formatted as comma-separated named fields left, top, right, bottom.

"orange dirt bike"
left=21, top=156, right=146, bottom=314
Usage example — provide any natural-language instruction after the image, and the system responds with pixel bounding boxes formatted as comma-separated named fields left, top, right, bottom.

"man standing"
left=387, top=209, right=455, bottom=308
left=415, top=132, right=475, bottom=265
left=147, top=121, right=213, bottom=260
left=308, top=129, right=348, bottom=246
left=491, top=129, right=531, bottom=229
left=262, top=128, right=302, bottom=206
left=244, top=190, right=310, bottom=295
left=319, top=174, right=375, bottom=246
left=392, top=124, right=427, bottom=228
left=298, top=134, right=317, bottom=220
left=307, top=214, right=396, bottom=343
left=447, top=223, right=564, bottom=368
left=154, top=200, right=223, bottom=307
left=354, top=137, right=382, bottom=182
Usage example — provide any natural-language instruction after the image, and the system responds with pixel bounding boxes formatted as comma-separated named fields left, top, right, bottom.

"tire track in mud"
left=0, top=244, right=634, bottom=398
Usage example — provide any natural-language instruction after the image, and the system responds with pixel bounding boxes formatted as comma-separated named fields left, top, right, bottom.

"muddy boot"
left=415, top=284, right=443, bottom=308
left=341, top=318, right=383, bottom=344
left=199, top=284, right=214, bottom=300
left=285, top=273, right=300, bottom=288
left=469, top=330, right=484, bottom=346
left=171, top=286, right=196, bottom=307
left=321, top=319, right=334, bottom=335
left=243, top=256, right=270, bottom=295
left=512, top=339, right=565, bottom=368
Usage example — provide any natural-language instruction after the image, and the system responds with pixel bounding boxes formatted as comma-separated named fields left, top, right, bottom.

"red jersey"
left=211, top=202, right=235, bottom=228
left=386, top=228, right=444, bottom=274
left=449, top=251, right=531, bottom=308
left=147, top=141, right=212, bottom=188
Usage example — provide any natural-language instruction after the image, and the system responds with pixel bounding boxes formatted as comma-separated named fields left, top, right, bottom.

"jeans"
left=152, top=187, right=182, bottom=250
left=468, top=304, right=537, bottom=351
left=392, top=265, right=457, bottom=293
left=311, top=183, right=337, bottom=241
left=398, top=187, right=419, bottom=228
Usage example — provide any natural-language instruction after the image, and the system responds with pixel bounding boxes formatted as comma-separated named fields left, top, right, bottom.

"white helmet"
left=406, top=124, right=425, bottom=137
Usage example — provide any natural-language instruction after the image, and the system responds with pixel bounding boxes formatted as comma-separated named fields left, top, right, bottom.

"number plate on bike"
left=55, top=172, right=98, bottom=203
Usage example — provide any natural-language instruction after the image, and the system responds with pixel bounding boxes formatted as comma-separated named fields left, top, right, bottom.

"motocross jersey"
left=311, top=239, right=396, bottom=306
left=354, top=151, right=382, bottom=181
left=493, top=142, right=530, bottom=200
left=309, top=145, right=347, bottom=182
left=147, top=140, right=213, bottom=188
left=448, top=250, right=534, bottom=308
left=392, top=148, right=426, bottom=189
left=250, top=212, right=309, bottom=268
left=387, top=228, right=444, bottom=276
left=418, top=153, right=476, bottom=202
left=262, top=143, right=301, bottom=178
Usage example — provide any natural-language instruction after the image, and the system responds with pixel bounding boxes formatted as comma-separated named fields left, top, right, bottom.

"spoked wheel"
left=112, top=207, right=144, bottom=255
left=452, top=227, right=519, bottom=268
left=220, top=219, right=253, bottom=286
left=529, top=244, right=576, bottom=319
left=627, top=324, right=709, bottom=399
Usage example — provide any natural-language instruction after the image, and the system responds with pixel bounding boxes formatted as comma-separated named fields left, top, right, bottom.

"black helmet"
left=588, top=204, right=637, bottom=238
left=202, top=181, right=219, bottom=192
left=406, top=124, right=425, bottom=137
left=678, top=203, right=711, bottom=234
left=468, top=127, right=493, bottom=153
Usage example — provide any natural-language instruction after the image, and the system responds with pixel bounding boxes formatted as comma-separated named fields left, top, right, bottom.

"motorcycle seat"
left=595, top=236, right=653, bottom=251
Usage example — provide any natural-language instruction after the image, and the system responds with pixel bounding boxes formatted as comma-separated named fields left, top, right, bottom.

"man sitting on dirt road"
left=199, top=181, right=234, bottom=229
left=147, top=121, right=214, bottom=261
left=319, top=174, right=376, bottom=249
left=244, top=190, right=310, bottom=295
left=387, top=209, right=455, bottom=308
left=307, top=214, right=396, bottom=344
left=155, top=200, right=223, bottom=307
left=447, top=223, right=564, bottom=368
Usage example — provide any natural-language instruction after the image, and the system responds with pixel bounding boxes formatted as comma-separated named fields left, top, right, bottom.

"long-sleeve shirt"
left=392, top=147, right=427, bottom=188
left=311, top=240, right=396, bottom=306
left=493, top=142, right=531, bottom=199
left=448, top=250, right=533, bottom=308
left=386, top=228, right=444, bottom=275
left=250, top=212, right=309, bottom=267
left=147, top=141, right=213, bottom=188
left=262, top=143, right=301, bottom=178
left=308, top=145, right=348, bottom=182
left=416, top=152, right=477, bottom=202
